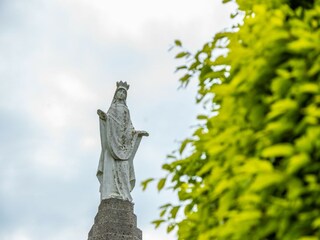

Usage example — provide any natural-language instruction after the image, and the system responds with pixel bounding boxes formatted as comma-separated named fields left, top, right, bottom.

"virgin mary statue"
left=96, top=81, right=148, bottom=202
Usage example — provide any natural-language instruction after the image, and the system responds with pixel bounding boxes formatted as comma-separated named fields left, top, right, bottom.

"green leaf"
left=166, top=154, right=177, bottom=159
left=250, top=173, right=285, bottom=191
left=167, top=224, right=176, bottom=233
left=184, top=203, right=194, bottom=215
left=199, top=65, right=212, bottom=81
left=261, top=144, right=294, bottom=158
left=141, top=178, right=154, bottom=191
left=175, top=65, right=187, bottom=72
left=160, top=208, right=167, bottom=217
left=213, top=179, right=232, bottom=196
left=312, top=217, right=320, bottom=229
left=298, top=83, right=319, bottom=94
left=157, top=178, right=167, bottom=191
left=267, top=99, right=298, bottom=120
left=170, top=206, right=180, bottom=219
left=159, top=203, right=172, bottom=209
left=238, top=159, right=273, bottom=174
left=152, top=219, right=165, bottom=228
left=175, top=52, right=190, bottom=59
left=233, top=210, right=262, bottom=222
left=238, top=193, right=261, bottom=204
left=287, top=38, right=316, bottom=53
left=197, top=115, right=208, bottom=120
left=308, top=61, right=320, bottom=77
left=162, top=163, right=172, bottom=171
left=298, top=237, right=319, bottom=240
left=197, top=161, right=215, bottom=176
left=286, top=153, right=310, bottom=174
left=271, top=77, right=291, bottom=97
left=179, top=139, right=192, bottom=154
left=174, top=39, right=182, bottom=47
left=189, top=61, right=200, bottom=70
left=203, top=70, right=224, bottom=80
left=180, top=74, right=191, bottom=83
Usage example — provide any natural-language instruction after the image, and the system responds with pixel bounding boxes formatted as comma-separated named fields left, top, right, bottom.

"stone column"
left=88, top=198, right=142, bottom=240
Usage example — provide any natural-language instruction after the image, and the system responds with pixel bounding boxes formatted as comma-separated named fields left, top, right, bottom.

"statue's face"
left=116, top=88, right=127, bottom=101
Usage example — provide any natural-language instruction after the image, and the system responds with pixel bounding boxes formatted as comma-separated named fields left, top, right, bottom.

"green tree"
left=144, top=0, right=320, bottom=239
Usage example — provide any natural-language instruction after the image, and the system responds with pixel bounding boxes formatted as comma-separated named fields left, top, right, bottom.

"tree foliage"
left=149, top=0, right=320, bottom=239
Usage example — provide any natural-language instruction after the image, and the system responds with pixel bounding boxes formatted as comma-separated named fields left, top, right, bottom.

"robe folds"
left=97, top=102, right=142, bottom=202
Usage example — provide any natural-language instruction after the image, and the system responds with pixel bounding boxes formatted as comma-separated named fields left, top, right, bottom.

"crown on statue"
left=116, top=81, right=130, bottom=91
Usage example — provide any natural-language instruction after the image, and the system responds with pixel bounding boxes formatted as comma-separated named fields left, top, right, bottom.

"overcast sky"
left=0, top=0, right=237, bottom=239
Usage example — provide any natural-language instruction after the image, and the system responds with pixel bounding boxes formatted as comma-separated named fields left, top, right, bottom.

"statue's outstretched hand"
left=136, top=130, right=149, bottom=137
left=97, top=109, right=107, bottom=120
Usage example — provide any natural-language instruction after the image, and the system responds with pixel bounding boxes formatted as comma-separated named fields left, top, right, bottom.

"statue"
left=96, top=81, right=149, bottom=202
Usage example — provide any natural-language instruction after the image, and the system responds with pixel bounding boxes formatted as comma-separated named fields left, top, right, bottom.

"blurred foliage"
left=144, top=0, right=320, bottom=239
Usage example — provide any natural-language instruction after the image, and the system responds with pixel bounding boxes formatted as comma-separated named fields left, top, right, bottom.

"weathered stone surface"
left=88, top=198, right=142, bottom=240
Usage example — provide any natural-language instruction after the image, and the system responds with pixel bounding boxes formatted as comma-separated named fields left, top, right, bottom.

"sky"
left=0, top=0, right=237, bottom=239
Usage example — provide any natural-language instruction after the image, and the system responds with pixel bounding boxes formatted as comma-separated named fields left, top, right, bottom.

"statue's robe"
left=97, top=102, right=142, bottom=202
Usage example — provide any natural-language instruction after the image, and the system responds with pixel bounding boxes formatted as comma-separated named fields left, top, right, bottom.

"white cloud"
left=57, top=0, right=237, bottom=44
left=47, top=223, right=88, bottom=240
left=1, top=229, right=32, bottom=240
left=143, top=226, right=175, bottom=240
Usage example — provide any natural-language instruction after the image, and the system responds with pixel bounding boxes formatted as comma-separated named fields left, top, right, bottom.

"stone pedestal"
left=88, top=198, right=142, bottom=240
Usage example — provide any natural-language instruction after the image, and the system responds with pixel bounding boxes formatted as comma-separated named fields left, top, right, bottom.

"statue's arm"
left=97, top=109, right=107, bottom=121
left=135, top=130, right=149, bottom=137
left=98, top=109, right=108, bottom=151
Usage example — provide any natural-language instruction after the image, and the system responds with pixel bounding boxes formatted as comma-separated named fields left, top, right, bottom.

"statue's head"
left=115, top=88, right=127, bottom=101
left=116, top=81, right=130, bottom=91
left=112, top=81, right=129, bottom=104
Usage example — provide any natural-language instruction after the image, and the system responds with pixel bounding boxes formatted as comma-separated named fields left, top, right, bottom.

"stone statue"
left=96, top=81, right=148, bottom=202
